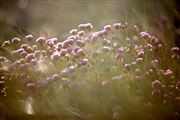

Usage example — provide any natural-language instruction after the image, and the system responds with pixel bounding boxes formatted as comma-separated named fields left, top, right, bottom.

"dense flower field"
left=0, top=21, right=180, bottom=120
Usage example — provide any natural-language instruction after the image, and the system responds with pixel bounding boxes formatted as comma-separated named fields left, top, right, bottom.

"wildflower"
left=76, top=40, right=85, bottom=47
left=26, top=82, right=36, bottom=89
left=172, top=54, right=179, bottom=59
left=17, top=48, right=24, bottom=54
left=19, top=58, right=26, bottom=64
left=104, top=25, right=111, bottom=31
left=78, top=31, right=85, bottom=37
left=140, top=31, right=150, bottom=39
left=57, top=42, right=62, bottom=48
left=26, top=53, right=34, bottom=61
left=85, top=23, right=93, bottom=31
left=78, top=24, right=86, bottom=30
left=74, top=47, right=81, bottom=53
left=36, top=37, right=45, bottom=43
left=171, top=47, right=179, bottom=53
left=102, top=46, right=111, bottom=53
left=115, top=52, right=122, bottom=59
left=12, top=37, right=21, bottom=43
left=51, top=53, right=60, bottom=60
left=60, top=68, right=70, bottom=77
left=26, top=34, right=33, bottom=41
left=31, top=59, right=38, bottom=65
left=113, top=23, right=121, bottom=30
left=152, top=80, right=161, bottom=90
left=21, top=44, right=28, bottom=50
left=137, top=50, right=144, bottom=57
left=20, top=51, right=28, bottom=57
left=26, top=47, right=34, bottom=53
left=59, top=49, right=67, bottom=56
left=33, top=50, right=41, bottom=58
left=62, top=40, right=70, bottom=48
left=102, top=39, right=111, bottom=46
left=136, top=57, right=143, bottom=63
left=78, top=58, right=88, bottom=66
left=70, top=29, right=78, bottom=35
left=67, top=47, right=73, bottom=53
left=124, top=63, right=131, bottom=71
left=77, top=49, right=85, bottom=57
left=2, top=40, right=10, bottom=47
left=41, top=50, right=47, bottom=56
left=164, top=69, right=173, bottom=77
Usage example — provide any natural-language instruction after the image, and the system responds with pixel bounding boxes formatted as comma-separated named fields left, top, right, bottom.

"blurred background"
left=0, top=0, right=179, bottom=45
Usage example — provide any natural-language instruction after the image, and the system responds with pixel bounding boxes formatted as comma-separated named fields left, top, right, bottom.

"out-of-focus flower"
left=26, top=34, right=33, bottom=41
left=113, top=23, right=121, bottom=30
left=36, top=37, right=45, bottom=43
left=152, top=80, right=161, bottom=90
left=102, top=46, right=111, bottom=53
left=2, top=40, right=10, bottom=47
left=12, top=37, right=21, bottom=43
left=104, top=25, right=111, bottom=31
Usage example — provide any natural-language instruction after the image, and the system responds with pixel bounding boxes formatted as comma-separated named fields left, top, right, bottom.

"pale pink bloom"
left=25, top=34, right=33, bottom=41
left=36, top=37, right=45, bottom=43
left=2, top=40, right=10, bottom=47
left=136, top=57, right=143, bottom=63
left=51, top=53, right=60, bottom=60
left=78, top=31, right=85, bottom=37
left=12, top=37, right=21, bottom=43
left=26, top=53, right=34, bottom=61
left=124, top=63, right=131, bottom=70
left=77, top=49, right=85, bottom=57
left=104, top=25, right=111, bottom=31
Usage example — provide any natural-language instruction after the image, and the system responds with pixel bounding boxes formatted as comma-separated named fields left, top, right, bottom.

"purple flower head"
left=74, top=47, right=81, bottom=53
left=26, top=34, right=33, bottom=41
left=12, top=37, right=21, bottom=43
left=36, top=37, right=45, bottom=43
left=26, top=53, right=34, bottom=61
left=104, top=25, right=111, bottom=31
left=59, top=49, right=67, bottom=56
left=51, top=52, right=60, bottom=60
left=77, top=49, right=85, bottom=57
left=78, top=31, right=85, bottom=37
left=140, top=32, right=150, bottom=39
left=67, top=47, right=73, bottom=53
left=34, top=50, right=41, bottom=58
left=124, top=63, right=131, bottom=71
